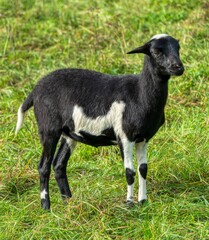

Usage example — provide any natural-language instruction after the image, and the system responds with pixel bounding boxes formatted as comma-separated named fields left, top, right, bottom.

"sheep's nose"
left=169, top=61, right=184, bottom=76
left=171, top=62, right=183, bottom=70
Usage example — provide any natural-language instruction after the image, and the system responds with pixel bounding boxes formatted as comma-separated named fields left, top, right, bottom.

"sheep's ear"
left=127, top=42, right=151, bottom=55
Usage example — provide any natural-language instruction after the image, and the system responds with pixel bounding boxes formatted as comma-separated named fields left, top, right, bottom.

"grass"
left=0, top=0, right=209, bottom=239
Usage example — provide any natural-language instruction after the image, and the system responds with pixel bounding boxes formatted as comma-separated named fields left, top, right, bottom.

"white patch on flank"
left=151, top=33, right=168, bottom=40
left=136, top=141, right=148, bottom=202
left=72, top=101, right=126, bottom=138
left=40, top=189, right=48, bottom=200
left=15, top=104, right=25, bottom=135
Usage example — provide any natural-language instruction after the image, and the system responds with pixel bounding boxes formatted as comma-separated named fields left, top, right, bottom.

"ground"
left=0, top=0, right=208, bottom=239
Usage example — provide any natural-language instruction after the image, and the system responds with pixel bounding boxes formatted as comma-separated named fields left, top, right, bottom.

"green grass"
left=0, top=0, right=209, bottom=239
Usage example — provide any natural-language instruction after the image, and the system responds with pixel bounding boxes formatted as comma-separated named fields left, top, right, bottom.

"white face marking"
left=151, top=33, right=168, bottom=40
left=40, top=189, right=48, bottom=200
left=72, top=101, right=126, bottom=138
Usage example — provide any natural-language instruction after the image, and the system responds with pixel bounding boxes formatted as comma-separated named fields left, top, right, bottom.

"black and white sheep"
left=15, top=34, right=184, bottom=210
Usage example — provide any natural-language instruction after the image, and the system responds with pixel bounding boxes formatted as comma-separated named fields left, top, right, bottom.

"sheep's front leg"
left=136, top=141, right=148, bottom=205
left=119, top=139, right=135, bottom=205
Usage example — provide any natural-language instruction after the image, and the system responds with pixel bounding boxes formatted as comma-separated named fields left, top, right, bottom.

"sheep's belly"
left=69, top=130, right=117, bottom=147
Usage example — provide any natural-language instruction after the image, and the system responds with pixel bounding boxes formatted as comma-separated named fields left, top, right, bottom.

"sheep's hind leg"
left=38, top=134, right=59, bottom=210
left=53, top=136, right=76, bottom=202
left=118, top=138, right=135, bottom=206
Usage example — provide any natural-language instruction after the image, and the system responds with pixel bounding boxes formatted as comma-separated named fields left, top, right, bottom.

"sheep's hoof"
left=138, top=199, right=147, bottom=206
left=125, top=200, right=135, bottom=208
left=41, top=199, right=50, bottom=211
left=62, top=195, right=72, bottom=205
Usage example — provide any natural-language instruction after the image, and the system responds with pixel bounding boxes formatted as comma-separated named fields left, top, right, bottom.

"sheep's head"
left=127, top=34, right=184, bottom=77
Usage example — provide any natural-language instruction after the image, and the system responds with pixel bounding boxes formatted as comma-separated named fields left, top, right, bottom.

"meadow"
left=0, top=0, right=208, bottom=239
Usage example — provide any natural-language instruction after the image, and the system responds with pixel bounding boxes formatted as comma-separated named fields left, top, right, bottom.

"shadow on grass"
left=150, top=178, right=209, bottom=204
left=0, top=176, right=38, bottom=200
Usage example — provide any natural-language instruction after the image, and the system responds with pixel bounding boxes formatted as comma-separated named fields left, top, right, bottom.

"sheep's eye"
left=153, top=49, right=161, bottom=55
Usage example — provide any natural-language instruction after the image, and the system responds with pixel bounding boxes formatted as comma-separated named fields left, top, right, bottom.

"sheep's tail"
left=15, top=91, right=34, bottom=135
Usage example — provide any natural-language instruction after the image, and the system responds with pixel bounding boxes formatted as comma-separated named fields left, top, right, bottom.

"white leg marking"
left=127, top=184, right=134, bottom=202
left=121, top=139, right=135, bottom=202
left=40, top=189, right=48, bottom=200
left=122, top=139, right=135, bottom=170
left=63, top=135, right=77, bottom=153
left=15, top=104, right=25, bottom=135
left=136, top=140, right=148, bottom=203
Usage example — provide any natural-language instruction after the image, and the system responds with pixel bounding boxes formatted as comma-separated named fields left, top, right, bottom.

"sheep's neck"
left=139, top=56, right=169, bottom=109
left=142, top=55, right=170, bottom=82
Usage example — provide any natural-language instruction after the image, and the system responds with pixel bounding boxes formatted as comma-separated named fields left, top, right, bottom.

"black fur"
left=117, top=137, right=124, bottom=161
left=16, top=35, right=184, bottom=209
left=139, top=163, right=148, bottom=180
left=126, top=168, right=136, bottom=185
left=26, top=37, right=183, bottom=146
left=52, top=138, right=72, bottom=199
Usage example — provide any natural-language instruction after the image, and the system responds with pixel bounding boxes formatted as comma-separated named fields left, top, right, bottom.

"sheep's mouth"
left=169, top=67, right=184, bottom=76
